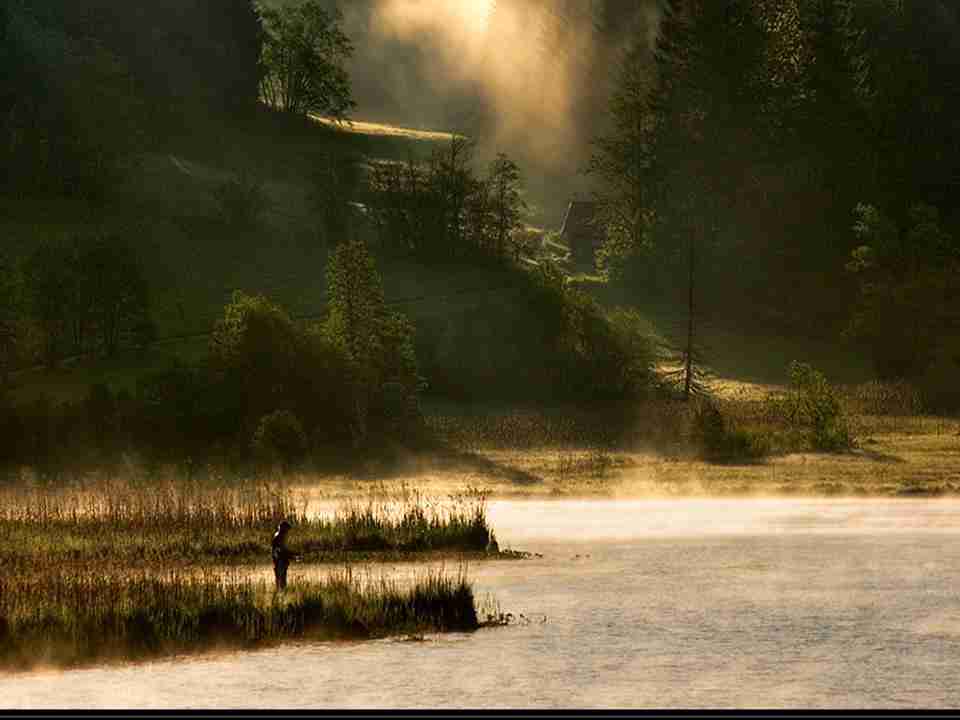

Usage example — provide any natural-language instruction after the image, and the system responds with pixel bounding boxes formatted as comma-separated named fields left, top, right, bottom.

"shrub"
left=134, top=363, right=241, bottom=461
left=691, top=399, right=769, bottom=461
left=252, top=410, right=307, bottom=469
left=524, top=264, right=657, bottom=404
left=784, top=361, right=855, bottom=451
left=210, top=291, right=353, bottom=443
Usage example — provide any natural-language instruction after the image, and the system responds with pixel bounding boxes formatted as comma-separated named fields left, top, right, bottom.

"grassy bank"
left=0, top=481, right=494, bottom=571
left=416, top=380, right=960, bottom=498
left=0, top=567, right=478, bottom=672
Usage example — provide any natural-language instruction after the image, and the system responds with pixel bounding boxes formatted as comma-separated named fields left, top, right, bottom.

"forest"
left=1, top=0, right=958, bottom=475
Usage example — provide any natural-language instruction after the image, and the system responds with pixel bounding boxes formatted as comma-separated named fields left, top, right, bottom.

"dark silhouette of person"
left=271, top=520, right=295, bottom=590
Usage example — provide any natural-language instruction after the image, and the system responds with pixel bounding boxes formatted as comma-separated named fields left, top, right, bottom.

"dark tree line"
left=366, top=138, right=528, bottom=264
left=593, top=0, right=960, bottom=391
left=1, top=0, right=264, bottom=201
left=5, top=235, right=154, bottom=369
left=0, top=239, right=421, bottom=471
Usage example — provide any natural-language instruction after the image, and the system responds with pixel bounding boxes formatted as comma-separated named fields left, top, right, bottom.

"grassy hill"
left=3, top=106, right=875, bottom=408
left=2, top=109, right=544, bottom=404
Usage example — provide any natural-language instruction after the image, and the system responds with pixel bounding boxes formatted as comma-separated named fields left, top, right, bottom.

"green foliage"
left=325, top=239, right=420, bottom=445
left=784, top=361, right=855, bottom=451
left=367, top=139, right=527, bottom=265
left=210, top=291, right=353, bottom=443
left=185, top=0, right=266, bottom=115
left=252, top=409, right=307, bottom=469
left=259, top=1, right=355, bottom=119
left=22, top=234, right=151, bottom=366
left=78, top=235, right=152, bottom=357
left=691, top=399, right=770, bottom=462
left=325, top=240, right=386, bottom=370
left=135, top=364, right=241, bottom=460
left=485, top=153, right=528, bottom=260
left=593, top=0, right=960, bottom=340
left=847, top=202, right=958, bottom=379
left=508, top=264, right=657, bottom=404
left=589, top=40, right=655, bottom=281
left=0, top=4, right=146, bottom=202
left=214, top=171, right=271, bottom=229
left=2, top=1, right=264, bottom=201
left=22, top=241, right=75, bottom=367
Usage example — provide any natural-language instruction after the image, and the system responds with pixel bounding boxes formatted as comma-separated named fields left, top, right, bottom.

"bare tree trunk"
left=684, top=223, right=696, bottom=401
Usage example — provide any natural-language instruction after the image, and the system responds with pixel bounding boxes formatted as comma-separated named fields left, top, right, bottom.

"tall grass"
left=422, top=378, right=952, bottom=475
left=0, top=567, right=478, bottom=671
left=425, top=407, right=628, bottom=452
left=0, top=480, right=494, bottom=570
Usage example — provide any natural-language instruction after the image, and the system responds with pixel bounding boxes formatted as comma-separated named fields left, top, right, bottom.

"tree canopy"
left=593, top=0, right=960, bottom=380
left=259, top=1, right=355, bottom=120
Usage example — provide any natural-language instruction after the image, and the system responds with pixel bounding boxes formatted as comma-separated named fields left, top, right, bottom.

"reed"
left=0, top=567, right=478, bottom=671
left=0, top=481, right=493, bottom=571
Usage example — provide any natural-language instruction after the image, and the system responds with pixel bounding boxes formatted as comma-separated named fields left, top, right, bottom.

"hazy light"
left=463, top=0, right=494, bottom=35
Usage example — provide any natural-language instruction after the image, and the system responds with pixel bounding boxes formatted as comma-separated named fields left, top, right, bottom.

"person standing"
left=271, top=520, right=295, bottom=590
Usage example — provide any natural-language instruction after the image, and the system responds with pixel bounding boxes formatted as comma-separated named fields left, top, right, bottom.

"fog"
left=322, top=0, right=660, bottom=218
left=7, top=499, right=960, bottom=709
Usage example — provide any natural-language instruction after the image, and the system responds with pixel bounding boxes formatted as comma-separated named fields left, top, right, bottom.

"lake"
left=5, top=498, right=960, bottom=709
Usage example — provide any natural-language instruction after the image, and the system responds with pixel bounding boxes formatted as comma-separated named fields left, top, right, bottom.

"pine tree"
left=325, top=239, right=418, bottom=444
left=487, top=153, right=527, bottom=261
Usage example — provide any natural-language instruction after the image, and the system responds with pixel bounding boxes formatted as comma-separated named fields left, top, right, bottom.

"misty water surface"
left=5, top=499, right=960, bottom=709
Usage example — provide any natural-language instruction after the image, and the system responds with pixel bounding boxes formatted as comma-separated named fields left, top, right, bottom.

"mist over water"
left=6, top=499, right=960, bottom=709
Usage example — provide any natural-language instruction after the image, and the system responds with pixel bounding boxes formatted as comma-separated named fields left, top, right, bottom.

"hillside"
left=3, top=104, right=879, bottom=409
left=2, top=110, right=549, bottom=404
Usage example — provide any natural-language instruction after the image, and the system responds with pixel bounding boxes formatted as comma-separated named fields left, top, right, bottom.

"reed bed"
left=0, top=480, right=494, bottom=571
left=0, top=567, right=478, bottom=671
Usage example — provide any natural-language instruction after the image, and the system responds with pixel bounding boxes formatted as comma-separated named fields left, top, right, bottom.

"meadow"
left=417, top=378, right=960, bottom=499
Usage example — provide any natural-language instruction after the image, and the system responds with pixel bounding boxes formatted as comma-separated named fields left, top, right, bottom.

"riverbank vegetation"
left=0, top=480, right=494, bottom=571
left=0, top=567, right=478, bottom=672
left=421, top=372, right=958, bottom=498
left=0, top=479, right=493, bottom=669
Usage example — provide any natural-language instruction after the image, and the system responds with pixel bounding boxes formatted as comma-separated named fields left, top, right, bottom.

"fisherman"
left=271, top=519, right=295, bottom=590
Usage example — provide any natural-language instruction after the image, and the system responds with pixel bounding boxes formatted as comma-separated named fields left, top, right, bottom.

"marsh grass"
left=0, top=566, right=478, bottom=671
left=420, top=379, right=958, bottom=497
left=712, top=379, right=941, bottom=454
left=0, top=480, right=493, bottom=570
left=556, top=447, right=615, bottom=480
left=424, top=408, right=621, bottom=452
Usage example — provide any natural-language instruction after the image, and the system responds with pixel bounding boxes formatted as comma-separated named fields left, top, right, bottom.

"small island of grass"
left=0, top=479, right=509, bottom=670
